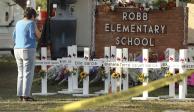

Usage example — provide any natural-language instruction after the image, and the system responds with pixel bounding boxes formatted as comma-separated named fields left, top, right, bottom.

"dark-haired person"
left=12, top=7, right=41, bottom=101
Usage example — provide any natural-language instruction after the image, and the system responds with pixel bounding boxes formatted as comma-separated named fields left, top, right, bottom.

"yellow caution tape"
left=49, top=70, right=194, bottom=112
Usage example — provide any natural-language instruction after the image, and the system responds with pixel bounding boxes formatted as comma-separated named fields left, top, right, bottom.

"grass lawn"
left=1, top=55, right=194, bottom=112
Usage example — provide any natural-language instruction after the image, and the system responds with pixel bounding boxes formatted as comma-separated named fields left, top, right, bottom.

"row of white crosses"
left=165, top=48, right=187, bottom=99
left=95, top=46, right=129, bottom=94
left=110, top=47, right=128, bottom=93
left=33, top=46, right=189, bottom=99
left=97, top=47, right=148, bottom=96
left=33, top=45, right=98, bottom=96
left=100, top=47, right=188, bottom=99
left=54, top=46, right=95, bottom=96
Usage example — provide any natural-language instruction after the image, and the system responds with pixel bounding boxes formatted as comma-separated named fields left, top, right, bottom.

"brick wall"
left=95, top=5, right=188, bottom=58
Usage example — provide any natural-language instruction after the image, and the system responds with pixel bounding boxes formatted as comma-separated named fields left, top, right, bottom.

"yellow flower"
left=80, top=71, right=88, bottom=80
left=138, top=73, right=145, bottom=82
left=112, top=72, right=120, bottom=79
left=165, top=71, right=173, bottom=77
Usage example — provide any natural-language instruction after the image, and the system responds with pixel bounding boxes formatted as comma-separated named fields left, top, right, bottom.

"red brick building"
left=95, top=6, right=188, bottom=58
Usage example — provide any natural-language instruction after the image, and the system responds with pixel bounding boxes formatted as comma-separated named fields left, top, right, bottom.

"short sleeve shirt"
left=12, top=19, right=36, bottom=48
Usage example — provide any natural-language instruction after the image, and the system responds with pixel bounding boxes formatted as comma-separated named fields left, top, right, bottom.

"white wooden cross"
left=167, top=48, right=176, bottom=97
left=114, top=48, right=122, bottom=92
left=104, top=47, right=111, bottom=93
left=111, top=46, right=117, bottom=93
left=122, top=48, right=129, bottom=91
left=179, top=49, right=187, bottom=99
left=33, top=46, right=191, bottom=99
left=142, top=49, right=149, bottom=99
left=58, top=46, right=76, bottom=94
left=32, top=47, right=56, bottom=96
left=73, top=48, right=98, bottom=97
left=71, top=45, right=81, bottom=91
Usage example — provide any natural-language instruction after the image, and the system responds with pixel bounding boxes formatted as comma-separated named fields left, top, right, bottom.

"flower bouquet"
left=111, top=68, right=120, bottom=79
left=97, top=65, right=108, bottom=81
left=80, top=71, right=88, bottom=81
left=79, top=67, right=88, bottom=81
left=122, top=73, right=127, bottom=79
left=164, top=71, right=173, bottom=77
left=38, top=69, right=46, bottom=78
left=138, top=73, right=148, bottom=83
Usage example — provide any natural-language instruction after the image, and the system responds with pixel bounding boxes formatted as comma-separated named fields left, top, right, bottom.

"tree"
left=36, top=0, right=47, bottom=10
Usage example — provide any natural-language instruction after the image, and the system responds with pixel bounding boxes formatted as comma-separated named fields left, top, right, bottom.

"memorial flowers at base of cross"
left=176, top=73, right=184, bottom=83
left=63, top=67, right=78, bottom=76
left=122, top=73, right=127, bottom=79
left=164, top=71, right=173, bottom=77
left=78, top=66, right=88, bottom=81
left=79, top=71, right=88, bottom=81
left=164, top=72, right=183, bottom=83
left=138, top=73, right=148, bottom=83
left=97, top=65, right=108, bottom=80
left=112, top=72, right=120, bottom=79
left=38, top=69, right=46, bottom=78
left=71, top=67, right=78, bottom=75
left=63, top=67, right=71, bottom=76
left=111, top=68, right=120, bottom=79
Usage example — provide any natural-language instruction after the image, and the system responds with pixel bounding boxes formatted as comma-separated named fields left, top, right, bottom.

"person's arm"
left=29, top=22, right=41, bottom=40
left=12, top=29, right=16, bottom=41
left=12, top=29, right=16, bottom=46
left=35, top=24, right=41, bottom=39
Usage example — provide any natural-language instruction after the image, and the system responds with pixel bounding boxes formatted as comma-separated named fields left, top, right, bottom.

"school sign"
left=95, top=6, right=188, bottom=58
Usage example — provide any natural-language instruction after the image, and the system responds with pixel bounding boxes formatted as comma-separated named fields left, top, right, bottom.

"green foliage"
left=38, top=69, right=46, bottom=78
left=0, top=54, right=15, bottom=63
left=36, top=0, right=47, bottom=10
left=152, top=0, right=167, bottom=7
left=182, top=0, right=191, bottom=2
